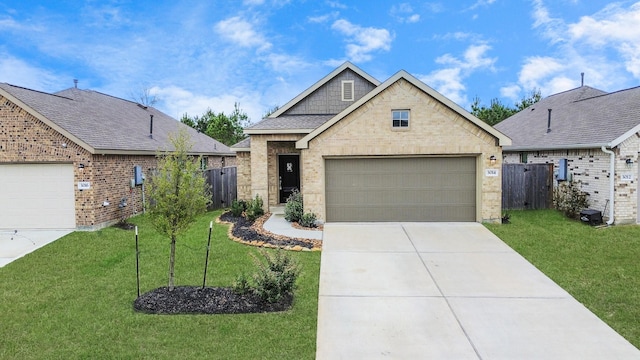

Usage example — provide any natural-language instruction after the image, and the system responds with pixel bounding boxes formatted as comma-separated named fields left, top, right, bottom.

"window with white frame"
left=392, top=110, right=410, bottom=128
left=342, top=80, right=354, bottom=101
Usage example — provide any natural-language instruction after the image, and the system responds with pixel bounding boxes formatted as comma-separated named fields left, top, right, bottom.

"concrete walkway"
left=316, top=222, right=640, bottom=359
left=0, top=229, right=73, bottom=267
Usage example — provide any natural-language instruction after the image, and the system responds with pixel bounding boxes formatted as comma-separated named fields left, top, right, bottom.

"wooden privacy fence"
left=205, top=166, right=237, bottom=210
left=502, top=163, right=554, bottom=210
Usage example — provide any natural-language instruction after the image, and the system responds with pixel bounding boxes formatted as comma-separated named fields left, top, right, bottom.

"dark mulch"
left=133, top=286, right=293, bottom=315
left=219, top=212, right=318, bottom=250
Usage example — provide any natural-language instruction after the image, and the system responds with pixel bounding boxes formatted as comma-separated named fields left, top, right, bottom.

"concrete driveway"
left=0, top=229, right=73, bottom=267
left=316, top=222, right=640, bottom=359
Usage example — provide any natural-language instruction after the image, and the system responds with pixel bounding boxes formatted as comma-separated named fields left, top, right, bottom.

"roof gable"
left=296, top=70, right=511, bottom=149
left=268, top=62, right=380, bottom=118
left=0, top=83, right=232, bottom=155
left=495, top=85, right=640, bottom=150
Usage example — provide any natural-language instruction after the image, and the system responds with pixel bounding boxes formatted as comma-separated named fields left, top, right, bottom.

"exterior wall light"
left=626, top=158, right=633, bottom=167
left=489, top=155, right=497, bottom=165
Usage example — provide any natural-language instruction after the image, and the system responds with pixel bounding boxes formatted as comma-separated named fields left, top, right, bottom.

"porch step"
left=269, top=205, right=285, bottom=215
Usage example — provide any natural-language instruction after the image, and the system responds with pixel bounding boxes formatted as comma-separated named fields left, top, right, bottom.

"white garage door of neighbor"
left=325, top=157, right=477, bottom=222
left=0, top=164, right=76, bottom=229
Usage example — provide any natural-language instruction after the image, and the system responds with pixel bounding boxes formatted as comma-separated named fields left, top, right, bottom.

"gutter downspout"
left=601, top=146, right=615, bottom=225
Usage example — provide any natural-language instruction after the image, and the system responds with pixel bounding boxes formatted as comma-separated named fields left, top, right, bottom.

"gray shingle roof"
left=245, top=114, right=335, bottom=131
left=0, top=83, right=232, bottom=155
left=495, top=86, right=640, bottom=150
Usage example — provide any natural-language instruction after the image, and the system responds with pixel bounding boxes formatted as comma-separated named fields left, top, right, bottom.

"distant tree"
left=131, top=87, right=158, bottom=107
left=471, top=98, right=517, bottom=126
left=514, top=88, right=542, bottom=111
left=471, top=89, right=542, bottom=126
left=145, top=129, right=211, bottom=291
left=263, top=105, right=280, bottom=118
left=180, top=102, right=250, bottom=146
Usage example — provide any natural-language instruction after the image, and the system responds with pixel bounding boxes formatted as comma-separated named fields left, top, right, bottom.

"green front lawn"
left=486, top=210, right=640, bottom=348
left=0, top=211, right=320, bottom=359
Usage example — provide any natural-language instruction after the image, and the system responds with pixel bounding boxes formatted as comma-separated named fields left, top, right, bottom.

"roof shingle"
left=0, top=83, right=232, bottom=155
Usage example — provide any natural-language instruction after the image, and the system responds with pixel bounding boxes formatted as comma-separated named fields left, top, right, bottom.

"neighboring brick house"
left=0, top=83, right=235, bottom=230
left=495, top=85, right=640, bottom=224
left=232, top=62, right=510, bottom=223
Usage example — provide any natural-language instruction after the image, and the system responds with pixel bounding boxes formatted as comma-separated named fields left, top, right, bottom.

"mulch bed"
left=218, top=212, right=322, bottom=251
left=133, top=286, right=292, bottom=315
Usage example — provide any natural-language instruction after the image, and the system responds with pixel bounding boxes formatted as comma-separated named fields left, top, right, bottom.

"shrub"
left=232, top=273, right=252, bottom=295
left=251, top=249, right=301, bottom=303
left=230, top=199, right=246, bottom=217
left=299, top=212, right=317, bottom=228
left=284, top=190, right=303, bottom=223
left=245, top=195, right=264, bottom=221
left=553, top=181, right=589, bottom=219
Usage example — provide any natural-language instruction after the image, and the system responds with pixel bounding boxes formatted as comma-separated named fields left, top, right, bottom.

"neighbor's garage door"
left=0, top=164, right=76, bottom=229
left=325, top=157, right=476, bottom=222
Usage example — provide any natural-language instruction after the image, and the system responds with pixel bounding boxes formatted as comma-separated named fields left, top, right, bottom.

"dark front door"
left=279, top=155, right=300, bottom=203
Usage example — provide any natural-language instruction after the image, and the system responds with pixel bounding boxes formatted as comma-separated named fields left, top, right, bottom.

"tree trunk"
left=168, top=235, right=176, bottom=291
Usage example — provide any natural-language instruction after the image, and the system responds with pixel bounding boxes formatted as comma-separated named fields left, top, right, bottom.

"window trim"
left=341, top=80, right=354, bottom=102
left=391, top=109, right=410, bottom=130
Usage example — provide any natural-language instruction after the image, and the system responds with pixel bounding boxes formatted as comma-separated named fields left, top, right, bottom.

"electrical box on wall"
left=134, top=165, right=143, bottom=185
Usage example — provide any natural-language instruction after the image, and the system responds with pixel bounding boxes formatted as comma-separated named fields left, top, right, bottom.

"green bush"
left=299, top=212, right=317, bottom=228
left=284, top=190, right=303, bottom=223
left=245, top=195, right=264, bottom=221
left=251, top=249, right=301, bottom=303
left=232, top=273, right=252, bottom=295
left=230, top=199, right=246, bottom=217
left=553, top=180, right=589, bottom=219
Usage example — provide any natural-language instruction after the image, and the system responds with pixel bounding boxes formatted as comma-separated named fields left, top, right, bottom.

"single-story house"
left=0, top=83, right=234, bottom=231
left=495, top=85, right=640, bottom=224
left=232, top=62, right=510, bottom=223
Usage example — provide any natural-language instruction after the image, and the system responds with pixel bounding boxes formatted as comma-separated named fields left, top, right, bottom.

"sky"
left=1, top=1, right=640, bottom=123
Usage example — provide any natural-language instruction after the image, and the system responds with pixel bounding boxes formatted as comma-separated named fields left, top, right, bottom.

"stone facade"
left=503, top=133, right=640, bottom=223
left=1, top=94, right=231, bottom=230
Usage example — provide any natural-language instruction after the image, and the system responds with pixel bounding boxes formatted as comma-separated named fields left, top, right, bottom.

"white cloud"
left=511, top=0, right=640, bottom=100
left=418, top=43, right=496, bottom=106
left=500, top=84, right=521, bottom=100
left=152, top=85, right=265, bottom=123
left=0, top=54, right=66, bottom=91
left=326, top=1, right=347, bottom=9
left=331, top=19, right=393, bottom=62
left=308, top=12, right=339, bottom=24
left=469, top=0, right=496, bottom=10
left=391, top=3, right=421, bottom=23
left=214, top=16, right=272, bottom=52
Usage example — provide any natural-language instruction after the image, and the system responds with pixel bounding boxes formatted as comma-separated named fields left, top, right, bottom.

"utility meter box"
left=134, top=165, right=143, bottom=185
left=557, top=158, right=568, bottom=181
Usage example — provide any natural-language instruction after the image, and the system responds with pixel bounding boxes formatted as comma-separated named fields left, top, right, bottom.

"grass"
left=486, top=210, right=640, bottom=349
left=0, top=210, right=320, bottom=359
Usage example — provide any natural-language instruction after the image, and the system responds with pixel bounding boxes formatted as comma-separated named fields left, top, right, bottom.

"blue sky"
left=1, top=1, right=639, bottom=122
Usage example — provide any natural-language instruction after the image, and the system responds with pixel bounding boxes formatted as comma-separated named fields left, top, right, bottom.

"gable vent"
left=342, top=80, right=354, bottom=102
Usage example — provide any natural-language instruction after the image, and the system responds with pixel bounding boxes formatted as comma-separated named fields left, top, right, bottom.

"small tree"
left=146, top=129, right=211, bottom=291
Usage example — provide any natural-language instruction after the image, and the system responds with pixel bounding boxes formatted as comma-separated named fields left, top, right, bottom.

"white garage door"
left=0, top=164, right=76, bottom=229
left=325, top=157, right=477, bottom=222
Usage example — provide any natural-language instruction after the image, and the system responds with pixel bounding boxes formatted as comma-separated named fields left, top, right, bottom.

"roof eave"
left=244, top=129, right=314, bottom=135
left=503, top=143, right=611, bottom=152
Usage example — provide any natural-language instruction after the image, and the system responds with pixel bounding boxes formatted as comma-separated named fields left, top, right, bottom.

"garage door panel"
left=325, top=157, right=476, bottom=222
left=0, top=164, right=76, bottom=229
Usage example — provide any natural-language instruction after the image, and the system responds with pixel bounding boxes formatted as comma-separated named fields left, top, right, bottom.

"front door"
left=279, top=155, right=300, bottom=203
